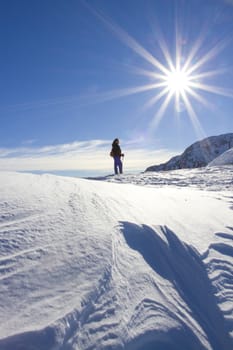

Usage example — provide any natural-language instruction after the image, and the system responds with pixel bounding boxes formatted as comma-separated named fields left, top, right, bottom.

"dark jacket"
left=111, top=141, right=122, bottom=157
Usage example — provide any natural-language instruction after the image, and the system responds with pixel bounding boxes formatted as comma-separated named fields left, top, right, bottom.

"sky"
left=0, top=0, right=233, bottom=176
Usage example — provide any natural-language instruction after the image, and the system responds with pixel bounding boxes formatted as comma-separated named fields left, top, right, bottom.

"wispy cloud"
left=21, top=139, right=37, bottom=146
left=0, top=139, right=177, bottom=174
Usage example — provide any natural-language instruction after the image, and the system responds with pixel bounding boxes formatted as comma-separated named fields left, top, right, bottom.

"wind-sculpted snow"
left=121, top=223, right=232, bottom=350
left=100, top=165, right=233, bottom=191
left=203, top=229, right=233, bottom=340
left=0, top=171, right=232, bottom=349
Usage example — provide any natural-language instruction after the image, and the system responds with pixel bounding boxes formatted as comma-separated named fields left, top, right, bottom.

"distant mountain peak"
left=146, top=133, right=233, bottom=172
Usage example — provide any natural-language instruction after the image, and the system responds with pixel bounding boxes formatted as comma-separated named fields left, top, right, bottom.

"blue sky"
left=1, top=0, right=233, bottom=176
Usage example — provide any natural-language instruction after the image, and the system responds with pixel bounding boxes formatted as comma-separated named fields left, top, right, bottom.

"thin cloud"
left=0, top=139, right=177, bottom=173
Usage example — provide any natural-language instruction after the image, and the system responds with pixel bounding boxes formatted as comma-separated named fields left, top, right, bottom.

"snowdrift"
left=0, top=170, right=233, bottom=350
left=208, top=148, right=233, bottom=166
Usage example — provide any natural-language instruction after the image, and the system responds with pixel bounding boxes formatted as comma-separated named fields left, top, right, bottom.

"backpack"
left=110, top=150, right=113, bottom=157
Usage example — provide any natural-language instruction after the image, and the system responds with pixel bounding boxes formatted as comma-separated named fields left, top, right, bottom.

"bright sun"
left=165, top=69, right=190, bottom=94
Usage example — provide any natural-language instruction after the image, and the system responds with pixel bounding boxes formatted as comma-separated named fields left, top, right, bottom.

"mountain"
left=0, top=170, right=233, bottom=350
left=208, top=147, right=233, bottom=166
left=145, top=133, right=233, bottom=172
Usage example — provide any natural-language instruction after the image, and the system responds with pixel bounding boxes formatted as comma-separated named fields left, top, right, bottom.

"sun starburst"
left=84, top=3, right=233, bottom=137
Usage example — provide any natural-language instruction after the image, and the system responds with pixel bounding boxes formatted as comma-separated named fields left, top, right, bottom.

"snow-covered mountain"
left=0, top=169, right=233, bottom=350
left=146, top=133, right=233, bottom=172
left=208, top=147, right=233, bottom=166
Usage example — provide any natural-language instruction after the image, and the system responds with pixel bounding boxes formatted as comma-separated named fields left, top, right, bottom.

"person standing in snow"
left=110, top=138, right=124, bottom=174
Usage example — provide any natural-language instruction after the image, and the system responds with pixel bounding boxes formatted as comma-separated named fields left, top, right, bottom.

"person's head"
left=113, top=138, right=119, bottom=145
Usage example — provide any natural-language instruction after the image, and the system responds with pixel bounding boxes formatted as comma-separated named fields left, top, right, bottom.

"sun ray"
left=190, top=68, right=228, bottom=81
left=150, top=90, right=174, bottom=129
left=83, top=1, right=170, bottom=75
left=182, top=33, right=206, bottom=72
left=86, top=82, right=167, bottom=105
left=143, top=87, right=170, bottom=111
left=180, top=91, right=205, bottom=138
left=174, top=90, right=182, bottom=114
left=175, top=8, right=182, bottom=72
left=186, top=36, right=232, bottom=76
left=189, top=82, right=233, bottom=98
left=156, top=29, right=176, bottom=72
left=185, top=87, right=215, bottom=111
left=127, top=65, right=168, bottom=81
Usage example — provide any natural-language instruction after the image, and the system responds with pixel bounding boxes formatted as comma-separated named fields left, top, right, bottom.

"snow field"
left=0, top=170, right=232, bottom=349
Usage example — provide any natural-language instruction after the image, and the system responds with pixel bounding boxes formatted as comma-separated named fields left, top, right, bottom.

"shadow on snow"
left=121, top=222, right=232, bottom=350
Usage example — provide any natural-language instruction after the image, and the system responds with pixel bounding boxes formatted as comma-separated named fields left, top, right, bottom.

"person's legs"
left=114, top=157, right=123, bottom=174
left=119, top=158, right=123, bottom=174
left=114, top=157, right=118, bottom=174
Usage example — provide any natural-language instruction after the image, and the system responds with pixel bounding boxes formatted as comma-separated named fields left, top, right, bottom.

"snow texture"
left=0, top=167, right=233, bottom=350
left=208, top=148, right=233, bottom=166
left=146, top=133, right=233, bottom=171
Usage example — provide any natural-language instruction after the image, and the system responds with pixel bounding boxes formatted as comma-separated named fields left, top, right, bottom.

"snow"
left=0, top=168, right=233, bottom=350
left=208, top=148, right=233, bottom=166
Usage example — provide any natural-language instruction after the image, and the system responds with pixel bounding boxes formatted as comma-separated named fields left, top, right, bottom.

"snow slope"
left=208, top=148, right=233, bottom=166
left=0, top=170, right=233, bottom=350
